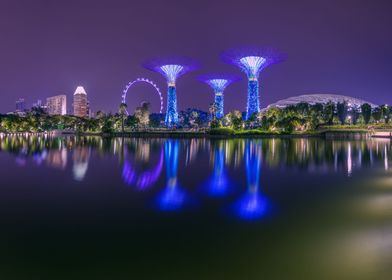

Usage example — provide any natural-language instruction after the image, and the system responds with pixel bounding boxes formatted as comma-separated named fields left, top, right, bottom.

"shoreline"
left=2, top=129, right=392, bottom=139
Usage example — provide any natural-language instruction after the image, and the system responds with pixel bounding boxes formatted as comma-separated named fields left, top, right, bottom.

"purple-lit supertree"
left=221, top=46, right=285, bottom=120
left=144, top=57, right=200, bottom=127
left=198, top=74, right=240, bottom=119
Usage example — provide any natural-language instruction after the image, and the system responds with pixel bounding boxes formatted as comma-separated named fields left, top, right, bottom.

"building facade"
left=46, top=95, right=67, bottom=115
left=15, top=98, right=26, bottom=112
left=73, top=86, right=89, bottom=118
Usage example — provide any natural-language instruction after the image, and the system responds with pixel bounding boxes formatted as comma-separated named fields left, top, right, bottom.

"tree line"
left=0, top=101, right=390, bottom=134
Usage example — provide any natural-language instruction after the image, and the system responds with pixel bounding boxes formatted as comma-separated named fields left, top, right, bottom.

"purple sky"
left=1, top=0, right=391, bottom=114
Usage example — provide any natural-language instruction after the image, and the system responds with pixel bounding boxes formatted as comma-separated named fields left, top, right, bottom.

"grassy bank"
left=5, top=125, right=390, bottom=138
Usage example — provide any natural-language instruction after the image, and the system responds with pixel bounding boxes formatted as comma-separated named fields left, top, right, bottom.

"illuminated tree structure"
left=144, top=57, right=200, bottom=127
left=221, top=46, right=285, bottom=120
left=198, top=74, right=240, bottom=119
left=235, top=140, right=270, bottom=220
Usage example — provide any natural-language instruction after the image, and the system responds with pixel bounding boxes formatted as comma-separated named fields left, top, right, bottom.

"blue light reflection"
left=235, top=140, right=270, bottom=220
left=156, top=140, right=187, bottom=211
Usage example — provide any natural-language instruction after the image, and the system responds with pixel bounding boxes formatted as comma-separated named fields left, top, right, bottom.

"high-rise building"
left=32, top=99, right=48, bottom=112
left=73, top=86, right=89, bottom=118
left=32, top=99, right=43, bottom=108
left=15, top=98, right=26, bottom=112
left=46, top=95, right=67, bottom=115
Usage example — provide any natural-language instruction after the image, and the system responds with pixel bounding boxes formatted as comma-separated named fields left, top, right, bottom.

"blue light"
left=160, top=64, right=184, bottom=85
left=220, top=47, right=285, bottom=120
left=143, top=57, right=200, bottom=128
left=156, top=140, right=187, bottom=211
left=207, top=79, right=229, bottom=119
left=239, top=56, right=265, bottom=119
left=214, top=94, right=224, bottom=119
left=239, top=56, right=267, bottom=79
left=160, top=66, right=183, bottom=127
left=235, top=140, right=270, bottom=220
left=208, top=79, right=230, bottom=91
left=198, top=75, right=240, bottom=119
left=165, top=86, right=179, bottom=127
left=236, top=192, right=268, bottom=220
left=203, top=142, right=230, bottom=197
left=247, top=79, right=260, bottom=119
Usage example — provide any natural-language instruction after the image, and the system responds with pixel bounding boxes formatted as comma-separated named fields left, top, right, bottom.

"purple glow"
left=221, top=46, right=285, bottom=79
left=122, top=148, right=164, bottom=190
left=143, top=57, right=201, bottom=85
left=198, top=73, right=240, bottom=92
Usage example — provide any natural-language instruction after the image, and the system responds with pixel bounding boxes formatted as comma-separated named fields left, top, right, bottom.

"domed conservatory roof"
left=264, top=94, right=378, bottom=110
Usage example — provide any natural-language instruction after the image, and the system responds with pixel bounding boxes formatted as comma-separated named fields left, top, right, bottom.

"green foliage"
left=226, top=110, right=243, bottom=130
left=2, top=101, right=392, bottom=135
left=101, top=118, right=114, bottom=134
left=209, top=127, right=235, bottom=135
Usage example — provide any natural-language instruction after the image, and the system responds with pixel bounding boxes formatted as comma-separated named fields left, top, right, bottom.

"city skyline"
left=1, top=0, right=391, bottom=115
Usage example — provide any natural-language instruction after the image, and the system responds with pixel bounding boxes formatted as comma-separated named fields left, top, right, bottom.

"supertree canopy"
left=144, top=57, right=200, bottom=127
left=198, top=73, right=240, bottom=119
left=221, top=46, right=285, bottom=120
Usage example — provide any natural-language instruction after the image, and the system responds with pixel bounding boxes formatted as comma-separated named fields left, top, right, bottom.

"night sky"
left=1, top=0, right=391, bottom=114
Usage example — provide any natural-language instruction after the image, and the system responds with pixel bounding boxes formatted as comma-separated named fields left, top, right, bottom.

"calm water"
left=1, top=135, right=392, bottom=279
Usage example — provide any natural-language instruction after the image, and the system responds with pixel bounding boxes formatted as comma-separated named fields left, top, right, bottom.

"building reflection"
left=185, top=138, right=201, bottom=166
left=46, top=148, right=67, bottom=170
left=235, top=140, right=269, bottom=220
left=73, top=146, right=91, bottom=181
left=156, top=139, right=187, bottom=211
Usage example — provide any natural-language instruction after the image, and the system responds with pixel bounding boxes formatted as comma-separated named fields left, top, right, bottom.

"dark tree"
left=322, top=101, right=335, bottom=125
left=361, top=103, right=372, bottom=124
left=380, top=104, right=390, bottom=123
left=351, top=106, right=360, bottom=125
left=118, top=103, right=127, bottom=133
left=126, top=115, right=139, bottom=130
left=336, top=102, right=348, bottom=125
left=372, top=107, right=382, bottom=123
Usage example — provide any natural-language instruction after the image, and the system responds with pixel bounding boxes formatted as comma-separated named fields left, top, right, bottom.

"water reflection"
left=235, top=140, right=269, bottom=220
left=3, top=134, right=392, bottom=278
left=203, top=140, right=230, bottom=197
left=122, top=141, right=164, bottom=190
left=1, top=135, right=392, bottom=217
left=73, top=147, right=91, bottom=181
left=157, top=139, right=187, bottom=211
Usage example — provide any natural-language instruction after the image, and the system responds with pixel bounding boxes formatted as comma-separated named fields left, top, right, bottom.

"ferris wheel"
left=122, top=78, right=164, bottom=115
